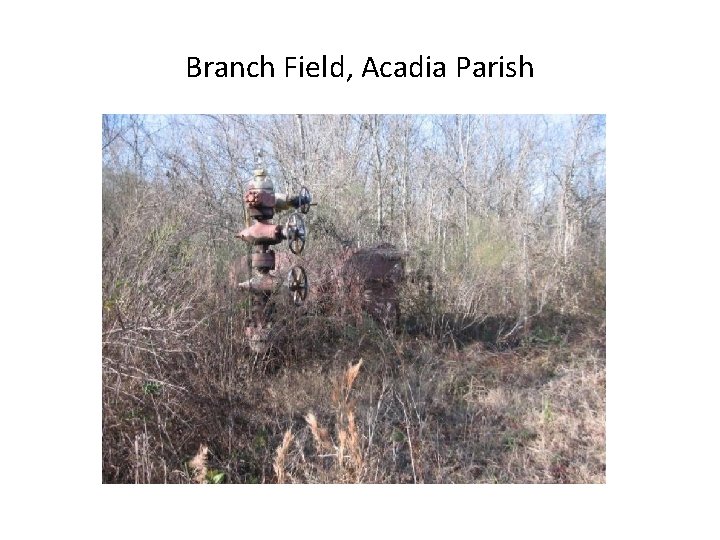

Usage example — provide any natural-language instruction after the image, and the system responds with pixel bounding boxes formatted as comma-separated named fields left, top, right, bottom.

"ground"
left=102, top=312, right=605, bottom=484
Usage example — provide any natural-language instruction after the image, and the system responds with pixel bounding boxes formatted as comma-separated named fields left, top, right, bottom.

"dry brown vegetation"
left=103, top=306, right=605, bottom=483
left=102, top=114, right=605, bottom=483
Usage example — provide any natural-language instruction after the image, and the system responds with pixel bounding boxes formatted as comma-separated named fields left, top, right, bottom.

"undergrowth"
left=103, top=293, right=605, bottom=483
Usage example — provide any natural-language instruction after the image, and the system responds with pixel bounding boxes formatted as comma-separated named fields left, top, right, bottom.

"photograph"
left=102, top=114, right=606, bottom=484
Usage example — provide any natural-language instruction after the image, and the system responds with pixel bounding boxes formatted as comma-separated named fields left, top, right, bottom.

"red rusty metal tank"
left=339, top=243, right=407, bottom=325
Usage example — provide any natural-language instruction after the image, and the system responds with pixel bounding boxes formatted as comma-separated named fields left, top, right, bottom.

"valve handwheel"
left=287, top=265, right=308, bottom=306
left=298, top=186, right=311, bottom=214
left=286, top=212, right=306, bottom=255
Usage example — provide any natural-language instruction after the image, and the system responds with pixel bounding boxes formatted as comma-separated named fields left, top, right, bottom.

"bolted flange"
left=252, top=250, right=275, bottom=270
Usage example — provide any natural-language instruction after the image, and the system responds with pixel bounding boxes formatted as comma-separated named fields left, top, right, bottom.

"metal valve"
left=284, top=212, right=306, bottom=255
left=298, top=186, right=312, bottom=214
left=287, top=265, right=308, bottom=306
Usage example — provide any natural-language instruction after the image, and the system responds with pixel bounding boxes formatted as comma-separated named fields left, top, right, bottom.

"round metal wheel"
left=286, top=212, right=306, bottom=255
left=287, top=265, right=308, bottom=306
left=298, top=186, right=311, bottom=214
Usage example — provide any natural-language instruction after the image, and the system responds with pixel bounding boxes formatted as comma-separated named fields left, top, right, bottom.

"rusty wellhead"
left=234, top=159, right=313, bottom=352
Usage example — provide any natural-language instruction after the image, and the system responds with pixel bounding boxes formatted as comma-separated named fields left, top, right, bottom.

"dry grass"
left=104, top=310, right=605, bottom=484
left=276, top=360, right=367, bottom=483
left=259, top=334, right=605, bottom=484
left=273, top=430, right=294, bottom=484
left=188, top=444, right=208, bottom=484
left=305, top=413, right=333, bottom=452
left=333, top=361, right=365, bottom=480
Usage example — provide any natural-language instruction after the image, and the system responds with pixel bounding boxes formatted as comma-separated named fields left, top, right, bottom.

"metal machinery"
left=235, top=162, right=312, bottom=351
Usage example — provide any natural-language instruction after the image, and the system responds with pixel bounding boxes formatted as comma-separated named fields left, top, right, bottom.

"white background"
left=1, top=1, right=718, bottom=538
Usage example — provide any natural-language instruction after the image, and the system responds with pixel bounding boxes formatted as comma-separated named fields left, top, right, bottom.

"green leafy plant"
left=142, top=381, right=162, bottom=395
left=206, top=469, right=226, bottom=484
left=391, top=427, right=406, bottom=443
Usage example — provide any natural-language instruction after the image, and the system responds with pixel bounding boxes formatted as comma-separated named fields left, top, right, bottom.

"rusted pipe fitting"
left=237, top=273, right=280, bottom=293
left=236, top=221, right=283, bottom=245
left=251, top=250, right=276, bottom=270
